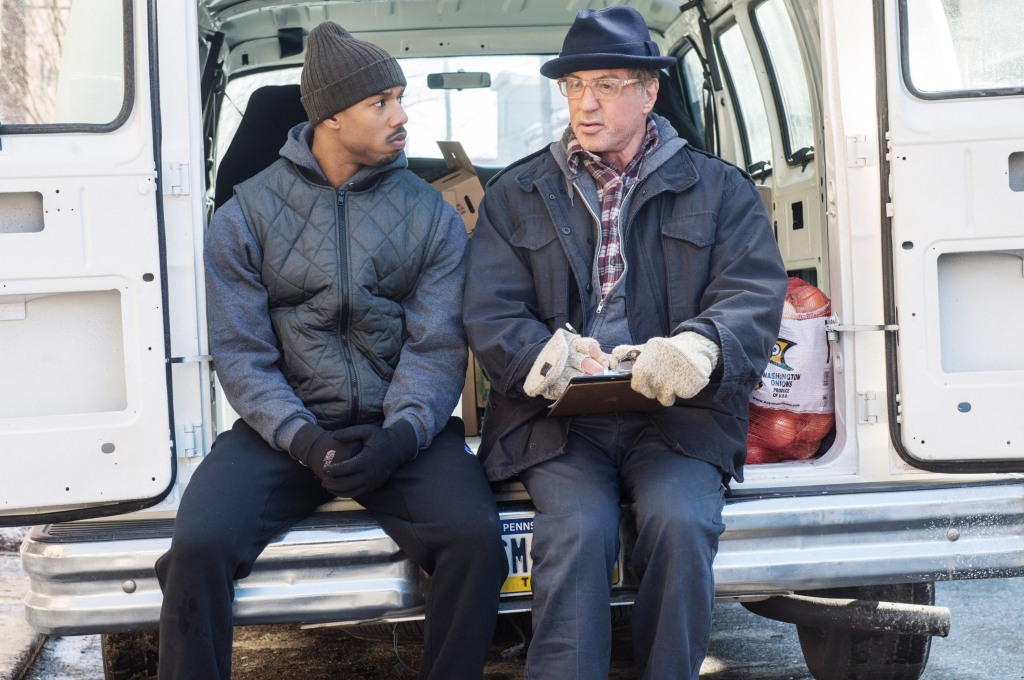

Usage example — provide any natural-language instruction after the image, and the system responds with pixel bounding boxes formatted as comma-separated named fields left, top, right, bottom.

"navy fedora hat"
left=540, top=6, right=675, bottom=79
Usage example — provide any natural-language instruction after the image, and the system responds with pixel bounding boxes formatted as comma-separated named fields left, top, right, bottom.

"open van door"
left=883, top=0, right=1024, bottom=472
left=0, top=0, right=175, bottom=523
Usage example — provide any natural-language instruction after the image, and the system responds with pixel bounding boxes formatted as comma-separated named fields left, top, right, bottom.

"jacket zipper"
left=571, top=179, right=600, bottom=321
left=576, top=179, right=642, bottom=316
left=336, top=190, right=359, bottom=423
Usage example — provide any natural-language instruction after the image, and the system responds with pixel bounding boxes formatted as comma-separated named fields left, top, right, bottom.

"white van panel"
left=884, top=0, right=1024, bottom=466
left=0, top=0, right=174, bottom=519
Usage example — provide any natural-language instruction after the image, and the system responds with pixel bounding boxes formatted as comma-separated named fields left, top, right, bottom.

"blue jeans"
left=519, top=413, right=726, bottom=680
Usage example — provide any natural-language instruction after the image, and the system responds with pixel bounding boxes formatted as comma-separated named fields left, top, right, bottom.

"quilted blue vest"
left=235, top=159, right=444, bottom=426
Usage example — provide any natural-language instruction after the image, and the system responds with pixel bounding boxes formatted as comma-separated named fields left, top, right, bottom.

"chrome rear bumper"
left=21, top=481, right=1024, bottom=635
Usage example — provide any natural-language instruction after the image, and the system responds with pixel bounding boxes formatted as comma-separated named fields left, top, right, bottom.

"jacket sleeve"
left=204, top=198, right=314, bottom=450
left=382, top=203, right=469, bottom=448
left=463, top=180, right=554, bottom=400
left=676, top=174, right=788, bottom=406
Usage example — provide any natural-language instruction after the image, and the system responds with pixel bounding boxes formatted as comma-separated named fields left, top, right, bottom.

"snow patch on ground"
left=21, top=634, right=102, bottom=680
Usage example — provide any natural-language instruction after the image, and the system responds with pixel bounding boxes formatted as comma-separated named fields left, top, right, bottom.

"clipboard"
left=547, top=372, right=663, bottom=417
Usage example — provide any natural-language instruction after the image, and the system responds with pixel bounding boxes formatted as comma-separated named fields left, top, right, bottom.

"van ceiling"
left=201, top=0, right=691, bottom=68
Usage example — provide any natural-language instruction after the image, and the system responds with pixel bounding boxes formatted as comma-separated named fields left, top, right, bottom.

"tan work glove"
left=612, top=332, right=720, bottom=406
left=525, top=328, right=608, bottom=400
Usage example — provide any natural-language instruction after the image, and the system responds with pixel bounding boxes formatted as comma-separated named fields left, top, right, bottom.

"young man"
left=156, top=21, right=507, bottom=680
left=463, top=6, right=787, bottom=679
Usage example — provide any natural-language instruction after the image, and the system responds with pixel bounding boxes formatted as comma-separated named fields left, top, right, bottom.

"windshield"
left=218, top=55, right=568, bottom=169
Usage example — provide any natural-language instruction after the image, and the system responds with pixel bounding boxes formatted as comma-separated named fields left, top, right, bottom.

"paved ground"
left=0, top=527, right=42, bottom=680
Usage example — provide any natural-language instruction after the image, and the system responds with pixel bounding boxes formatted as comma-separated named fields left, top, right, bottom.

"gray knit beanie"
left=300, top=21, right=406, bottom=125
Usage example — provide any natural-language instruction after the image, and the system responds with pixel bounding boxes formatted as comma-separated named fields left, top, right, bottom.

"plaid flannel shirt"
left=567, top=117, right=659, bottom=299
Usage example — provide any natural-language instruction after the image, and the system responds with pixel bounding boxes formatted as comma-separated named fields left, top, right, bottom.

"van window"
left=752, top=0, right=814, bottom=165
left=717, top=23, right=773, bottom=177
left=401, top=56, right=565, bottom=167
left=680, top=47, right=708, bottom=143
left=901, top=0, right=1024, bottom=97
left=0, top=0, right=127, bottom=126
left=217, top=55, right=566, bottom=169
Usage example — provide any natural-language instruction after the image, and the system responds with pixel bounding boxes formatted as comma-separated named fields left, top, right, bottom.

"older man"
left=463, top=6, right=787, bottom=679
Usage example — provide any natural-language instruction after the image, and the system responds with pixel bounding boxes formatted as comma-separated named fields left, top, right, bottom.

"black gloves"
left=288, top=420, right=418, bottom=498
left=287, top=423, right=343, bottom=481
left=327, top=420, right=418, bottom=499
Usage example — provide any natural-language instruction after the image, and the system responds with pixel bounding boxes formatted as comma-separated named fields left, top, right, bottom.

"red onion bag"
left=747, top=278, right=834, bottom=464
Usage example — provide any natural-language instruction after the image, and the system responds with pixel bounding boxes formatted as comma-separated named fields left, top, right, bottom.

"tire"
left=796, top=582, right=934, bottom=680
left=101, top=630, right=160, bottom=680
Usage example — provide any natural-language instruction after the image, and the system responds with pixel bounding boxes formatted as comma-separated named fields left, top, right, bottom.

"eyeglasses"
left=556, top=77, right=645, bottom=100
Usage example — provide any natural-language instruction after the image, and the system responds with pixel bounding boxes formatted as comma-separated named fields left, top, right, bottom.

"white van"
left=1, top=1, right=1022, bottom=678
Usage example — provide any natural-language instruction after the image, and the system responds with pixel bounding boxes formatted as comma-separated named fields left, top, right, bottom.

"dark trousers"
left=155, top=417, right=507, bottom=680
left=519, top=413, right=726, bottom=680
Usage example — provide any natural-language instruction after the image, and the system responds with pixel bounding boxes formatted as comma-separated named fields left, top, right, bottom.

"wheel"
left=101, top=630, right=159, bottom=680
left=796, top=582, right=934, bottom=680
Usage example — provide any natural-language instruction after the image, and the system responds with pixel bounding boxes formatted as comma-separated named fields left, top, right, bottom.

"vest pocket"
left=351, top=334, right=396, bottom=381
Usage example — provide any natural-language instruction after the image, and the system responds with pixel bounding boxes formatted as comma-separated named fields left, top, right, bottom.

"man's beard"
left=371, top=128, right=406, bottom=167
left=374, top=150, right=401, bottom=167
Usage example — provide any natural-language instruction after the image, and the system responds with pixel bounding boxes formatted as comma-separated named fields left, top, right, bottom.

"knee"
left=534, top=506, right=619, bottom=566
left=448, top=506, right=506, bottom=565
left=160, top=521, right=240, bottom=581
left=579, top=509, right=621, bottom=550
left=635, top=504, right=722, bottom=560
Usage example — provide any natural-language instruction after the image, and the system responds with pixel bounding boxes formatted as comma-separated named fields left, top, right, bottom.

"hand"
left=322, top=421, right=418, bottom=498
left=613, top=332, right=720, bottom=406
left=524, top=328, right=611, bottom=400
left=611, top=344, right=643, bottom=368
left=288, top=423, right=346, bottom=481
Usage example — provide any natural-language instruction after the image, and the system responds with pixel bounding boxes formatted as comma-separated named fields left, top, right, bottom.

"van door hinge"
left=162, top=162, right=191, bottom=196
left=857, top=391, right=883, bottom=423
left=181, top=423, right=204, bottom=457
left=825, top=316, right=899, bottom=343
left=845, top=134, right=877, bottom=168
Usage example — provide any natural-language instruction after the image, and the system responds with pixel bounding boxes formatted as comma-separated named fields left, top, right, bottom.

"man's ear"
left=320, top=115, right=341, bottom=130
left=643, top=78, right=659, bottom=114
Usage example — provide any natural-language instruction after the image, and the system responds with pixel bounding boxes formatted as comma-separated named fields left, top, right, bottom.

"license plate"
left=501, top=514, right=534, bottom=594
left=500, top=512, right=622, bottom=596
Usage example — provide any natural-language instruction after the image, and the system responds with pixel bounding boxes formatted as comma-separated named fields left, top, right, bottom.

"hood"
left=279, top=122, right=409, bottom=189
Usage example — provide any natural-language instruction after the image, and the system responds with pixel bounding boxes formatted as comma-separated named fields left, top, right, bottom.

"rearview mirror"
left=426, top=71, right=492, bottom=90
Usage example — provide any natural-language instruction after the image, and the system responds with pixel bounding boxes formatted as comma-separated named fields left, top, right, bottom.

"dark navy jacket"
left=463, top=115, right=787, bottom=483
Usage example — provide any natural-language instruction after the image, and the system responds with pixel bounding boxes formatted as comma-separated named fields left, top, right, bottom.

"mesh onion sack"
left=747, top=277, right=834, bottom=464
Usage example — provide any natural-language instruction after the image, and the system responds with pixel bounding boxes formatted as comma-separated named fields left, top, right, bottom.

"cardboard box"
left=431, top=141, right=485, bottom=235
left=462, top=352, right=480, bottom=436
left=435, top=141, right=486, bottom=432
left=461, top=351, right=490, bottom=437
